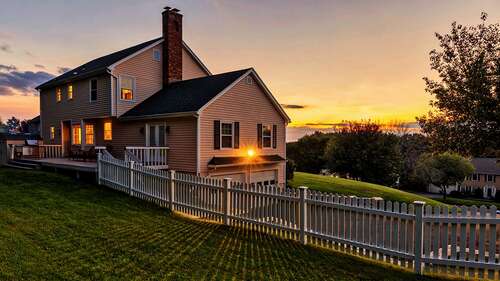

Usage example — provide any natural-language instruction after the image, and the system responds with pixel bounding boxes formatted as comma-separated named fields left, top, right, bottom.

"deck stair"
left=6, top=159, right=41, bottom=170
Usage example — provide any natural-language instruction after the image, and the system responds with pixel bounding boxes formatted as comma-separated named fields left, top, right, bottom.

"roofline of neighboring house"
left=117, top=111, right=198, bottom=121
left=196, top=68, right=292, bottom=123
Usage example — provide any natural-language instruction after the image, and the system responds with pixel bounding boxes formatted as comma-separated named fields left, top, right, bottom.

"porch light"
left=247, top=148, right=255, bottom=158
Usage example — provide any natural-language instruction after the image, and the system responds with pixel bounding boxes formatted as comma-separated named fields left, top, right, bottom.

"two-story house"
left=36, top=7, right=290, bottom=187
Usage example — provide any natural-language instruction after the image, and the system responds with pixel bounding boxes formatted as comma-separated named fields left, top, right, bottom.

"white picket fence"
left=97, top=153, right=500, bottom=279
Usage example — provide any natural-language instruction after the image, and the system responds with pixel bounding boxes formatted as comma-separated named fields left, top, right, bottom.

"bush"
left=449, top=190, right=463, bottom=198
left=495, top=192, right=500, bottom=202
left=473, top=188, right=484, bottom=198
left=286, top=159, right=296, bottom=181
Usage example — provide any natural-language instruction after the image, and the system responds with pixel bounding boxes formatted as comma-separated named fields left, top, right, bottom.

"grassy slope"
left=436, top=197, right=500, bottom=209
left=0, top=168, right=453, bottom=281
left=289, top=172, right=444, bottom=206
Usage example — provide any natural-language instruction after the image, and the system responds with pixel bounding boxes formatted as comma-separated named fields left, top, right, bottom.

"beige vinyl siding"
left=40, top=75, right=111, bottom=144
left=105, top=117, right=197, bottom=173
left=199, top=74, right=287, bottom=185
left=182, top=47, right=208, bottom=80
left=113, top=46, right=163, bottom=116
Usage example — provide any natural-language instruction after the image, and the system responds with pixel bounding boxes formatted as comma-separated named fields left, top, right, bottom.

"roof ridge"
left=168, top=68, right=252, bottom=85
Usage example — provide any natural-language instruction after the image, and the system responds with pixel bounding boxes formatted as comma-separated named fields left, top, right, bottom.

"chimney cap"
left=164, top=6, right=171, bottom=11
left=171, top=8, right=180, bottom=13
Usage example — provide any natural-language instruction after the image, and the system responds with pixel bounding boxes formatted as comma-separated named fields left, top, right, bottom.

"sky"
left=1, top=0, right=500, bottom=140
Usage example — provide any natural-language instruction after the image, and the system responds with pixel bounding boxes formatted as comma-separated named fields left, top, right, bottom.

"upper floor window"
left=85, top=124, right=94, bottom=145
left=67, top=84, right=73, bottom=100
left=221, top=123, right=233, bottom=148
left=487, top=174, right=496, bottom=182
left=90, top=79, right=98, bottom=101
left=120, top=76, right=135, bottom=101
left=72, top=124, right=81, bottom=145
left=104, top=121, right=112, bottom=141
left=472, top=174, right=480, bottom=181
left=50, top=126, right=55, bottom=140
left=153, top=49, right=161, bottom=62
left=56, top=88, right=62, bottom=102
left=262, top=125, right=272, bottom=148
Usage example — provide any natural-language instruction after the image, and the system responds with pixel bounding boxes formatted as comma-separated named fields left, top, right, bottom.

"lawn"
left=0, top=167, right=454, bottom=281
left=288, top=172, right=444, bottom=206
left=436, top=197, right=500, bottom=209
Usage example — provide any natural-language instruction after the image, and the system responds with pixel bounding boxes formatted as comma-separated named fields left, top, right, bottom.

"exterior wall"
left=104, top=116, right=197, bottom=173
left=113, top=44, right=209, bottom=116
left=199, top=73, right=287, bottom=185
left=40, top=74, right=111, bottom=144
left=182, top=48, right=208, bottom=80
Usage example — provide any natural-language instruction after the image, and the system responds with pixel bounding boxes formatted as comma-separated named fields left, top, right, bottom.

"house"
left=427, top=158, right=500, bottom=199
left=35, top=7, right=290, bottom=187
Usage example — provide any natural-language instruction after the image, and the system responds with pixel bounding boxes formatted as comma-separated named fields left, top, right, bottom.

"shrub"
left=286, top=159, right=296, bottom=181
left=473, top=188, right=484, bottom=198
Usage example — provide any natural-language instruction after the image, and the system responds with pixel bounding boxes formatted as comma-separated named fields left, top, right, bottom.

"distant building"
left=427, top=158, right=500, bottom=199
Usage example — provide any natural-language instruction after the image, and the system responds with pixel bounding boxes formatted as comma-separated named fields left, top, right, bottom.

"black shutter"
left=257, top=124, right=263, bottom=148
left=234, top=122, right=240, bottom=149
left=272, top=125, right=277, bottom=148
left=214, top=120, right=220, bottom=150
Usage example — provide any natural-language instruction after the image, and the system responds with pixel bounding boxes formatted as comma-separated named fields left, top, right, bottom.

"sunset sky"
left=1, top=0, right=499, bottom=140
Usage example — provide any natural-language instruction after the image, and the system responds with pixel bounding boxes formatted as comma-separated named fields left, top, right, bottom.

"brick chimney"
left=162, top=7, right=183, bottom=86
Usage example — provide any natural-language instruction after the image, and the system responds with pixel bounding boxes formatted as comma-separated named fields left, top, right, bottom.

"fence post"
left=299, top=186, right=308, bottom=245
left=413, top=201, right=426, bottom=274
left=129, top=161, right=134, bottom=196
left=223, top=178, right=231, bottom=225
left=97, top=152, right=102, bottom=185
left=168, top=170, right=175, bottom=211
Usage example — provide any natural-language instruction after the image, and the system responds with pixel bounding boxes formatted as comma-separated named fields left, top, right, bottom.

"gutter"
left=118, top=111, right=198, bottom=121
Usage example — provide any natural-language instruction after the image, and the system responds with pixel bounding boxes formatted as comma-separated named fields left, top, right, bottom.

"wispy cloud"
left=0, top=43, right=12, bottom=53
left=25, top=51, right=35, bottom=57
left=281, top=104, right=308, bottom=109
left=0, top=65, right=54, bottom=96
left=34, top=64, right=46, bottom=69
left=57, top=67, right=71, bottom=74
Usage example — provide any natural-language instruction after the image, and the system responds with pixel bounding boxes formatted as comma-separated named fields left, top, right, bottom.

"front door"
left=62, top=121, right=71, bottom=157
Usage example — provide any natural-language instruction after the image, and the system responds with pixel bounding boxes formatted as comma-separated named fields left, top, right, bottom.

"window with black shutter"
left=214, top=120, right=220, bottom=149
left=257, top=124, right=263, bottom=148
left=272, top=125, right=277, bottom=148
left=234, top=122, right=240, bottom=149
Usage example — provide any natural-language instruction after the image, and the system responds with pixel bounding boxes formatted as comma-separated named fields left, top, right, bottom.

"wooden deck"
left=29, top=158, right=97, bottom=173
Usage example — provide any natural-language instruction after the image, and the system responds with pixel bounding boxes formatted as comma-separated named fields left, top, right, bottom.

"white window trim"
left=261, top=124, right=273, bottom=149
left=145, top=122, right=167, bottom=147
left=153, top=49, right=161, bottom=62
left=89, top=79, right=98, bottom=103
left=84, top=124, right=96, bottom=145
left=118, top=75, right=136, bottom=102
left=220, top=121, right=234, bottom=150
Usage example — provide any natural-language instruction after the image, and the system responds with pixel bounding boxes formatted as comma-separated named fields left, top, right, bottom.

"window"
left=85, top=124, right=94, bottom=145
left=104, top=122, right=112, bottom=141
left=120, top=76, right=134, bottom=100
left=262, top=125, right=272, bottom=148
left=50, top=126, right=55, bottom=140
left=472, top=174, right=479, bottom=181
left=153, top=49, right=161, bottom=62
left=147, top=124, right=166, bottom=147
left=67, top=84, right=73, bottom=100
left=221, top=123, right=233, bottom=148
left=72, top=124, right=81, bottom=145
left=90, top=79, right=98, bottom=101
left=487, top=175, right=495, bottom=182
left=246, top=76, right=253, bottom=85
left=56, top=88, right=62, bottom=102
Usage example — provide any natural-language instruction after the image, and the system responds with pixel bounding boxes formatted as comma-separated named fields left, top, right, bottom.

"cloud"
left=0, top=64, right=17, bottom=72
left=0, top=43, right=12, bottom=53
left=0, top=66, right=54, bottom=96
left=34, top=64, right=46, bottom=69
left=57, top=67, right=71, bottom=74
left=25, top=51, right=35, bottom=57
left=281, top=104, right=307, bottom=109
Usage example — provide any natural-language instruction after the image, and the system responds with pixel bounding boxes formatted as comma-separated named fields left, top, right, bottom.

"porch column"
left=80, top=120, right=85, bottom=146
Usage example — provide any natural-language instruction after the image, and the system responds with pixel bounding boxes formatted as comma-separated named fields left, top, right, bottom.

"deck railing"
left=97, top=153, right=500, bottom=280
left=39, top=145, right=63, bottom=158
left=125, top=147, right=169, bottom=169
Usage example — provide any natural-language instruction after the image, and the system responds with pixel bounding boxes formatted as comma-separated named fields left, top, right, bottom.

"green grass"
left=0, top=167, right=455, bottom=281
left=289, top=172, right=444, bottom=206
left=436, top=197, right=500, bottom=209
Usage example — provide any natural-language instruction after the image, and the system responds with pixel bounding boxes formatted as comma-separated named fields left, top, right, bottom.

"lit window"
left=153, top=49, right=161, bottom=62
left=262, top=125, right=272, bottom=148
left=120, top=76, right=134, bottom=100
left=85, top=124, right=94, bottom=145
left=90, top=79, right=98, bottom=101
left=56, top=88, right=62, bottom=102
left=50, top=126, right=55, bottom=140
left=72, top=124, right=81, bottom=145
left=104, top=122, right=112, bottom=140
left=221, top=123, right=233, bottom=148
left=68, top=84, right=73, bottom=100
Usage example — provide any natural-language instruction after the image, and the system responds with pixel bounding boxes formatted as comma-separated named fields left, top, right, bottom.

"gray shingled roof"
left=36, top=38, right=162, bottom=90
left=120, top=68, right=251, bottom=118
left=471, top=158, right=500, bottom=175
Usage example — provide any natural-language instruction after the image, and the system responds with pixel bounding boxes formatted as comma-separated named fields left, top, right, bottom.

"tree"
left=417, top=13, right=500, bottom=157
left=415, top=152, right=474, bottom=199
left=6, top=117, right=20, bottom=133
left=399, top=134, right=429, bottom=191
left=286, top=132, right=332, bottom=173
left=286, top=159, right=296, bottom=182
left=323, top=121, right=402, bottom=186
